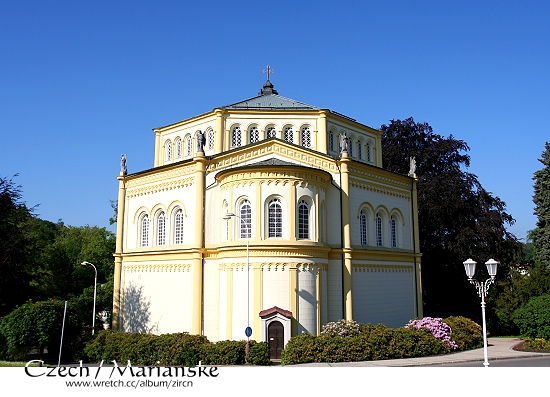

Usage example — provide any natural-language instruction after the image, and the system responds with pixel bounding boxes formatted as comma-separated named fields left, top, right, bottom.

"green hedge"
left=513, top=294, right=550, bottom=339
left=0, top=299, right=83, bottom=360
left=442, top=316, right=483, bottom=351
left=281, top=324, right=450, bottom=365
left=82, top=330, right=271, bottom=366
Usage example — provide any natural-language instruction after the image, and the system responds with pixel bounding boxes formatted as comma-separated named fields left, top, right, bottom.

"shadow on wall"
left=297, top=288, right=317, bottom=335
left=123, top=281, right=159, bottom=333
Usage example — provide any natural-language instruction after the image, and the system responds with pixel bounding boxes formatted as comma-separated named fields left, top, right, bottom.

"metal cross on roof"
left=263, top=65, right=274, bottom=81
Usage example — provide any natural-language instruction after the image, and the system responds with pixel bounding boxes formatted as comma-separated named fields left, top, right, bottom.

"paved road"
left=426, top=355, right=550, bottom=367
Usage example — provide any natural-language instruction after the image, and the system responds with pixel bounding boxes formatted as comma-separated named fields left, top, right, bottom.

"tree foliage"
left=532, top=142, right=550, bottom=266
left=0, top=299, right=83, bottom=360
left=0, top=175, right=47, bottom=316
left=380, top=118, right=522, bottom=320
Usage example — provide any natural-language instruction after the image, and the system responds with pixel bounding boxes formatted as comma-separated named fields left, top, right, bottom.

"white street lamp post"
left=81, top=261, right=98, bottom=335
left=463, top=258, right=499, bottom=367
left=223, top=212, right=251, bottom=359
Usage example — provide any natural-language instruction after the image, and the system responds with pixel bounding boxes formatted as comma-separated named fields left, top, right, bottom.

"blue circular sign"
left=245, top=327, right=252, bottom=337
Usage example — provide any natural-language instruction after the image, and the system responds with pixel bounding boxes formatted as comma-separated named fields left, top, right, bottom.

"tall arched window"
left=175, top=138, right=182, bottom=160
left=268, top=198, right=282, bottom=238
left=165, top=140, right=172, bottom=162
left=267, top=126, right=277, bottom=138
left=283, top=127, right=293, bottom=144
left=207, top=129, right=215, bottom=150
left=366, top=142, right=372, bottom=162
left=358, top=142, right=362, bottom=160
left=174, top=209, right=184, bottom=244
left=231, top=126, right=242, bottom=147
left=141, top=215, right=150, bottom=247
left=376, top=213, right=383, bottom=247
left=185, top=135, right=192, bottom=156
left=329, top=132, right=334, bottom=151
left=240, top=200, right=252, bottom=239
left=360, top=210, right=367, bottom=245
left=348, top=138, right=353, bottom=157
left=249, top=126, right=260, bottom=144
left=390, top=216, right=397, bottom=248
left=298, top=200, right=309, bottom=239
left=300, top=127, right=311, bottom=148
left=157, top=212, right=166, bottom=245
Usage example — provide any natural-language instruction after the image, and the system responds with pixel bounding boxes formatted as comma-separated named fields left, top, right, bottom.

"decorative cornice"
left=353, top=264, right=413, bottom=273
left=349, top=177, right=410, bottom=199
left=210, top=141, right=338, bottom=175
left=126, top=164, right=196, bottom=188
left=127, top=176, right=195, bottom=198
left=123, top=263, right=193, bottom=273
left=349, top=167, right=411, bottom=188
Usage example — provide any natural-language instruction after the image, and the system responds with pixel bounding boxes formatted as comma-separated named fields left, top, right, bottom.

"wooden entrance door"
left=268, top=321, right=284, bottom=359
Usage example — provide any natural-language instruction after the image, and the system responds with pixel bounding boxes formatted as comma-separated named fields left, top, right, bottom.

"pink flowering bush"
left=405, top=317, right=459, bottom=351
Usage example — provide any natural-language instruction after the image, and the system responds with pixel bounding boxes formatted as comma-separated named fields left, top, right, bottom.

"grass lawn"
left=0, top=360, right=40, bottom=367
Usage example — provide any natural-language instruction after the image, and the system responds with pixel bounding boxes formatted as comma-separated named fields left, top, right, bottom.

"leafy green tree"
left=490, top=263, right=550, bottom=334
left=513, top=294, right=550, bottom=339
left=0, top=299, right=83, bottom=360
left=37, top=225, right=115, bottom=300
left=532, top=142, right=550, bottom=266
left=0, top=175, right=54, bottom=316
left=380, top=118, right=522, bottom=320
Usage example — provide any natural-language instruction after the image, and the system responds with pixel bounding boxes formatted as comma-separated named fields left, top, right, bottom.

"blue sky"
left=1, top=0, right=548, bottom=241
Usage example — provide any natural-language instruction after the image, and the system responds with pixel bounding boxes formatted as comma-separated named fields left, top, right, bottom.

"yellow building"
left=113, top=77, right=422, bottom=359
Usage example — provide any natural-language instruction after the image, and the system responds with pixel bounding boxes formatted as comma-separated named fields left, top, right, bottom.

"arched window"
left=283, top=127, right=293, bottom=143
left=185, top=135, right=192, bottom=156
left=360, top=210, right=367, bottom=245
left=157, top=212, right=166, bottom=245
left=376, top=213, right=383, bottom=247
left=358, top=142, right=362, bottom=160
left=141, top=214, right=150, bottom=247
left=348, top=138, right=353, bottom=157
left=249, top=126, right=260, bottom=144
left=301, top=127, right=311, bottom=148
left=268, top=198, right=282, bottom=238
left=231, top=126, right=242, bottom=147
left=366, top=142, right=372, bottom=162
left=329, top=132, right=334, bottom=151
left=298, top=200, right=309, bottom=239
left=267, top=126, right=277, bottom=138
left=207, top=129, right=215, bottom=150
left=175, top=138, right=182, bottom=160
left=174, top=209, right=184, bottom=244
left=390, top=216, right=397, bottom=248
left=165, top=140, right=172, bottom=162
left=240, top=200, right=252, bottom=239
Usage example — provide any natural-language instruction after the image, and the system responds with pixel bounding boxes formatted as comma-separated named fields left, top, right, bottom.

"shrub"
left=405, top=317, right=458, bottom=350
left=281, top=323, right=449, bottom=365
left=202, top=340, right=246, bottom=365
left=83, top=331, right=209, bottom=366
left=0, top=299, right=83, bottom=360
left=442, top=316, right=483, bottom=351
left=320, top=320, right=360, bottom=337
left=83, top=331, right=271, bottom=366
left=246, top=341, right=271, bottom=365
left=513, top=294, right=550, bottom=339
left=523, top=338, right=550, bottom=350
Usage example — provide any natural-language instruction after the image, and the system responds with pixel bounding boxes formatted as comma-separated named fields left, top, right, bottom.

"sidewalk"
left=287, top=338, right=550, bottom=367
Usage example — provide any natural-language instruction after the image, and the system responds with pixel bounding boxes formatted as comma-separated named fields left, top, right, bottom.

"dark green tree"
left=532, top=142, right=550, bottom=266
left=380, top=118, right=522, bottom=320
left=38, top=225, right=115, bottom=300
left=0, top=175, right=52, bottom=316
